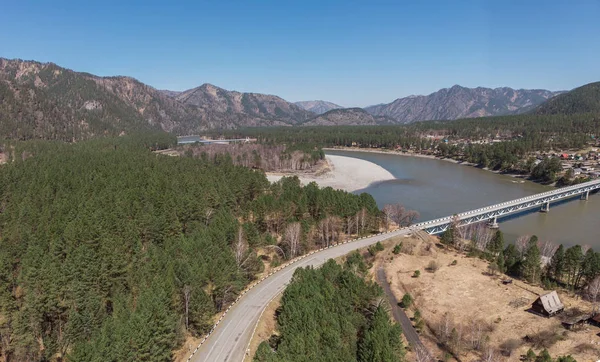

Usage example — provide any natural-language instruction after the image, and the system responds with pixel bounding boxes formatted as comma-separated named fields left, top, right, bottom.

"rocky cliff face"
left=295, top=100, right=342, bottom=114
left=365, top=85, right=562, bottom=123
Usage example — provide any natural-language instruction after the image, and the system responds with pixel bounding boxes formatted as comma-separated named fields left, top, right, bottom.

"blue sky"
left=1, top=1, right=599, bottom=106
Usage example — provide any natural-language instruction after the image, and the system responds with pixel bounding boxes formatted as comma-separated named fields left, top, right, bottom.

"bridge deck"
left=413, top=179, right=600, bottom=234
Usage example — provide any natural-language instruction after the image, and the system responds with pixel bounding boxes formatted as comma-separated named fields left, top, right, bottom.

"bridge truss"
left=413, top=179, right=600, bottom=235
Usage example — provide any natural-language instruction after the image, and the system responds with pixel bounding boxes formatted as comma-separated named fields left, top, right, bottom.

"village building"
left=531, top=291, right=565, bottom=317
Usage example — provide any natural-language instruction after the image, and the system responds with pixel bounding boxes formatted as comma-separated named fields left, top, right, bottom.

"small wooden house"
left=531, top=291, right=565, bottom=317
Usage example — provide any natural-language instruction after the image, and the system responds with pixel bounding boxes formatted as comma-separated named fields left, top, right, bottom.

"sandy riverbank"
left=266, top=154, right=396, bottom=192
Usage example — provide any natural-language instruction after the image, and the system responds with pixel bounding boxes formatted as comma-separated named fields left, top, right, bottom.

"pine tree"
left=548, top=244, right=565, bottom=282
left=522, top=240, right=542, bottom=283
left=488, top=230, right=505, bottom=255
left=358, top=306, right=404, bottom=362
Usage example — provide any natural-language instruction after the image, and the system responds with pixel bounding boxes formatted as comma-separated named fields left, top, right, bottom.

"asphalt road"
left=191, top=228, right=412, bottom=362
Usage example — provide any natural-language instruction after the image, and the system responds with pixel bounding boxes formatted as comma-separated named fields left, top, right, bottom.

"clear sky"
left=1, top=0, right=599, bottom=107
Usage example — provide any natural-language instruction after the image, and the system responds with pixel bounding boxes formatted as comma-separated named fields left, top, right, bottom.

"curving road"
left=190, top=228, right=413, bottom=362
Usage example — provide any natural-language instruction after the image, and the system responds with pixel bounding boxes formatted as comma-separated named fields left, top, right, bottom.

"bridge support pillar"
left=488, top=216, right=499, bottom=229
left=581, top=190, right=589, bottom=201
left=540, top=202, right=550, bottom=213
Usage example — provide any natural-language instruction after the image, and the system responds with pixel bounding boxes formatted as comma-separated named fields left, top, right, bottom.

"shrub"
left=525, top=348, right=536, bottom=361
left=401, top=293, right=413, bottom=308
left=368, top=242, right=385, bottom=256
left=393, top=243, right=402, bottom=255
left=412, top=270, right=421, bottom=278
left=451, top=260, right=458, bottom=266
left=499, top=338, right=522, bottom=357
left=426, top=260, right=440, bottom=273
left=413, top=309, right=421, bottom=322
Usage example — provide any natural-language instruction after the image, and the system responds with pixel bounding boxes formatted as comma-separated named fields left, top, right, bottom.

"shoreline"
left=266, top=154, right=396, bottom=192
left=323, top=147, right=548, bottom=187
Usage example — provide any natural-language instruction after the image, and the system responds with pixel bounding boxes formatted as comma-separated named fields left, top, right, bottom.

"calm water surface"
left=326, top=150, right=599, bottom=246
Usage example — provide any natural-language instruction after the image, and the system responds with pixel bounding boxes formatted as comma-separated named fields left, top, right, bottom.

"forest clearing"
left=379, top=235, right=600, bottom=361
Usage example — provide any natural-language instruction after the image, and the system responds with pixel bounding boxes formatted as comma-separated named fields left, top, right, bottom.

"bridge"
left=177, top=137, right=256, bottom=145
left=413, top=179, right=600, bottom=234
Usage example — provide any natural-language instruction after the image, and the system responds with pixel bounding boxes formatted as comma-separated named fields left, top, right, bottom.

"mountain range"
left=0, top=57, right=591, bottom=141
left=364, top=85, right=563, bottom=123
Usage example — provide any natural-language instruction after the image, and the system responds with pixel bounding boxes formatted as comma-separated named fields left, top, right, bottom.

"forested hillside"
left=0, top=58, right=315, bottom=141
left=0, top=133, right=382, bottom=361
left=254, top=258, right=404, bottom=362
left=536, top=81, right=600, bottom=115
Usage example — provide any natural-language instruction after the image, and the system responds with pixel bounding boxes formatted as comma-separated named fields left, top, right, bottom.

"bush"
left=401, top=293, right=413, bottom=308
left=412, top=270, right=421, bottom=278
left=393, top=243, right=402, bottom=255
left=451, top=260, right=457, bottom=266
left=426, top=260, right=440, bottom=273
left=499, top=338, right=522, bottom=357
left=271, top=256, right=281, bottom=268
left=368, top=242, right=384, bottom=256
left=413, top=309, right=421, bottom=322
left=525, top=348, right=537, bottom=361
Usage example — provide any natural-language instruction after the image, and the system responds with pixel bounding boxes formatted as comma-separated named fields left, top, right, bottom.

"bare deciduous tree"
left=437, top=313, right=454, bottom=344
left=414, top=344, right=433, bottom=362
left=318, top=216, right=341, bottom=247
left=204, top=207, right=214, bottom=226
left=463, top=223, right=494, bottom=251
left=383, top=203, right=420, bottom=228
left=467, top=319, right=486, bottom=351
left=515, top=235, right=530, bottom=257
left=183, top=285, right=191, bottom=330
left=481, top=346, right=498, bottom=362
left=537, top=240, right=558, bottom=259
left=587, top=276, right=600, bottom=312
left=234, top=227, right=249, bottom=268
left=284, top=222, right=302, bottom=259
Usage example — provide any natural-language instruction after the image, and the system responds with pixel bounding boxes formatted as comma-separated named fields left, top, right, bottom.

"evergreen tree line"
left=254, top=257, right=404, bottom=362
left=0, top=133, right=382, bottom=361
left=204, top=112, right=600, bottom=175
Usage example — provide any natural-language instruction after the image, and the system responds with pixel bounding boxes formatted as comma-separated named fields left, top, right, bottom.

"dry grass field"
left=381, top=234, right=600, bottom=361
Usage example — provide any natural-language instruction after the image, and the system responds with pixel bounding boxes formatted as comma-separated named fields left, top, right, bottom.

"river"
left=326, top=150, right=599, bottom=246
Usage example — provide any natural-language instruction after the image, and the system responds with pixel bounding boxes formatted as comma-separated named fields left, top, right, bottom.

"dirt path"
left=376, top=266, right=434, bottom=361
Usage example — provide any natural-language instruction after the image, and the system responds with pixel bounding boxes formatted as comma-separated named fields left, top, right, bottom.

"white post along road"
left=189, top=228, right=413, bottom=362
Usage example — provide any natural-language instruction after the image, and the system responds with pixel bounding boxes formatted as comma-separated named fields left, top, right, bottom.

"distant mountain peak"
left=295, top=100, right=343, bottom=115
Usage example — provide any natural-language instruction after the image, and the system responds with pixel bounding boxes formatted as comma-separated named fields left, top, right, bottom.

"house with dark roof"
left=531, top=291, right=565, bottom=317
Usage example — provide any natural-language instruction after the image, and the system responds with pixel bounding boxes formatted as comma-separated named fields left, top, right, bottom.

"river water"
left=326, top=150, right=599, bottom=246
